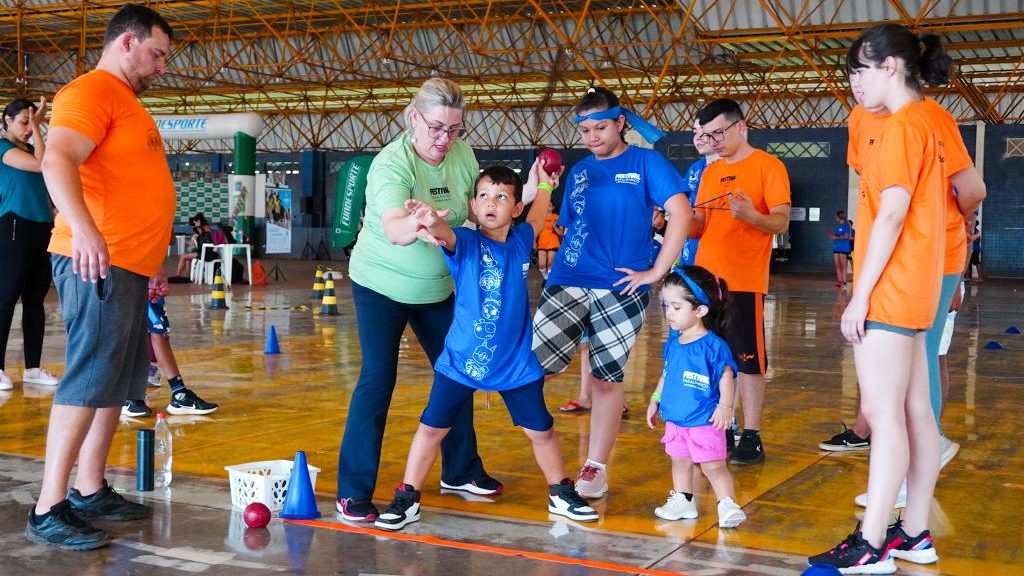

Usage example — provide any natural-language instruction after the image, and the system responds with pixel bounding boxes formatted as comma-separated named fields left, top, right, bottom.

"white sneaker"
left=0, top=369, right=12, bottom=391
left=654, top=491, right=697, bottom=521
left=575, top=462, right=608, bottom=499
left=717, top=497, right=746, bottom=528
left=22, top=367, right=59, bottom=386
left=855, top=480, right=907, bottom=508
left=939, top=436, right=960, bottom=469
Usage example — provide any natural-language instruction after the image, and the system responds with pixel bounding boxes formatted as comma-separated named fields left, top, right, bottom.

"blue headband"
left=672, top=266, right=711, bottom=306
left=573, top=105, right=667, bottom=144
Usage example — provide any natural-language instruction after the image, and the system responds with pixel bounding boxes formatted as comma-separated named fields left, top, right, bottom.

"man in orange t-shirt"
left=27, top=5, right=175, bottom=551
left=691, top=98, right=791, bottom=465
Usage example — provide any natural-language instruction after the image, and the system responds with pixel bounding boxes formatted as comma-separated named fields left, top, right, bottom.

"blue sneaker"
left=25, top=501, right=110, bottom=551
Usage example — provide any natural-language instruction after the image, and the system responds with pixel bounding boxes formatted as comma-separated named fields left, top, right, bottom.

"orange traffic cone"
left=320, top=279, right=339, bottom=316
left=311, top=268, right=325, bottom=300
left=209, top=275, right=228, bottom=309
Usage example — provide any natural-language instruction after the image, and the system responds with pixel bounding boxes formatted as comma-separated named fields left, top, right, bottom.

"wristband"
left=650, top=391, right=662, bottom=403
left=538, top=182, right=554, bottom=193
left=716, top=403, right=733, bottom=410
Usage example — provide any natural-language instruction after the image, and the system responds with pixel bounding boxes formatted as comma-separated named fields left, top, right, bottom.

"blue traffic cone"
left=1006, top=326, right=1021, bottom=334
left=280, top=451, right=320, bottom=519
left=801, top=565, right=841, bottom=576
left=265, top=325, right=281, bottom=355
left=984, top=341, right=1004, bottom=350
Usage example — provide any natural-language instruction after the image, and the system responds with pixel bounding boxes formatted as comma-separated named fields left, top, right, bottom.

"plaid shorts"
left=532, top=285, right=650, bottom=382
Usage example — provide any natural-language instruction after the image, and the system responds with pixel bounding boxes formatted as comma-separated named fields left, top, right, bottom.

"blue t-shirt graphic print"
left=548, top=146, right=685, bottom=291
left=435, top=225, right=544, bottom=391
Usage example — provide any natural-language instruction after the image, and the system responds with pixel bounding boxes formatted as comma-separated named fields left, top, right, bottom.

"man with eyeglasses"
left=689, top=98, right=791, bottom=465
left=679, top=120, right=719, bottom=266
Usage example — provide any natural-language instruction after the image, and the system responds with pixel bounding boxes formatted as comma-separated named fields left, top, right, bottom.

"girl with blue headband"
left=645, top=265, right=746, bottom=528
left=532, top=86, right=691, bottom=500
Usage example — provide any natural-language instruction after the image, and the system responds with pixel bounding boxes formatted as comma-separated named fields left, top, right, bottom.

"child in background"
left=374, top=163, right=598, bottom=531
left=646, top=266, right=746, bottom=528
left=828, top=210, right=853, bottom=287
left=535, top=203, right=562, bottom=280
left=122, top=276, right=219, bottom=417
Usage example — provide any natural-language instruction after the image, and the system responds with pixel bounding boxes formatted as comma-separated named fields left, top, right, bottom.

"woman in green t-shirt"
left=336, top=79, right=501, bottom=521
left=0, top=97, right=60, bottom=390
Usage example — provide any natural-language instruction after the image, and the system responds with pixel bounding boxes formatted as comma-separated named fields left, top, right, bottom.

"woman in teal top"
left=336, top=78, right=500, bottom=521
left=0, top=97, right=60, bottom=390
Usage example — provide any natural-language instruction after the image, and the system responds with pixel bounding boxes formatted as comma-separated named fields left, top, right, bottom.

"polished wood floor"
left=1, top=259, right=1021, bottom=575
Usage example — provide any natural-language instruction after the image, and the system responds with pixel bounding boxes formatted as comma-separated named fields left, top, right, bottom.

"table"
left=199, top=243, right=253, bottom=286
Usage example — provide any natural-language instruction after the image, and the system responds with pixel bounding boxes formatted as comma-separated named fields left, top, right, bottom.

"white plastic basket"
left=225, top=459, right=321, bottom=512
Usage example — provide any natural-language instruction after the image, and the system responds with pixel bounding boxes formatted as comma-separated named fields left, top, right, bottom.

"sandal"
left=559, top=400, right=590, bottom=413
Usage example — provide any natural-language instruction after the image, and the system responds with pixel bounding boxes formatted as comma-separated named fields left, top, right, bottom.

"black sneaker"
left=25, top=501, right=110, bottom=551
left=819, top=424, right=870, bottom=452
left=335, top=497, right=378, bottom=522
left=808, top=530, right=896, bottom=574
left=439, top=473, right=504, bottom=496
left=547, top=479, right=599, bottom=522
left=730, top=430, right=765, bottom=464
left=884, top=519, right=938, bottom=564
left=122, top=399, right=153, bottom=418
left=167, top=389, right=219, bottom=415
left=373, top=484, right=421, bottom=531
left=67, top=479, right=151, bottom=521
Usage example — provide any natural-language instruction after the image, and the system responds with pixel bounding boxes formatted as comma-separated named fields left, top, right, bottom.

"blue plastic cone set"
left=985, top=326, right=1020, bottom=351
left=265, top=325, right=281, bottom=354
left=801, top=564, right=841, bottom=576
left=280, top=450, right=320, bottom=520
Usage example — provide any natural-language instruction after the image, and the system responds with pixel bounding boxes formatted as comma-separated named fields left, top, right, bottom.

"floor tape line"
left=288, top=518, right=688, bottom=576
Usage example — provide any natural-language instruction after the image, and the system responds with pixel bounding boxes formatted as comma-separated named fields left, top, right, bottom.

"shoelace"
left=578, top=465, right=599, bottom=481
left=50, top=501, right=90, bottom=529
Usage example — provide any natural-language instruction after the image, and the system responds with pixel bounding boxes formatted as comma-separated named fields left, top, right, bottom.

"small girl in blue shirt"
left=646, top=265, right=746, bottom=528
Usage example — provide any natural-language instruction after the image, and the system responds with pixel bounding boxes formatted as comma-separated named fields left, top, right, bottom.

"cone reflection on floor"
left=311, top=268, right=325, bottom=300
left=320, top=279, right=339, bottom=316
left=210, top=275, right=228, bottom=309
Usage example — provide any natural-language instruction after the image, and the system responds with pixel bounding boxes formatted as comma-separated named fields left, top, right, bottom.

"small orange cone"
left=210, top=275, right=228, bottom=309
left=320, top=278, right=339, bottom=316
left=311, top=268, right=325, bottom=300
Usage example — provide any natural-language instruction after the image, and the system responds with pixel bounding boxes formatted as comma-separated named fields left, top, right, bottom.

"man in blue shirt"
left=680, top=121, right=719, bottom=266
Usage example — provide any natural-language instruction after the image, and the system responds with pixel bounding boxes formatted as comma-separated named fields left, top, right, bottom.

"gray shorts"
left=52, top=255, right=150, bottom=408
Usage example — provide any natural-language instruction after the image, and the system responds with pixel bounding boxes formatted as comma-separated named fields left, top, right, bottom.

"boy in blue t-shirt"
left=374, top=164, right=598, bottom=531
left=827, top=210, right=852, bottom=287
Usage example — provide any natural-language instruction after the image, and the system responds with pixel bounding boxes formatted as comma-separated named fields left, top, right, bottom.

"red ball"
left=243, top=502, right=272, bottom=529
left=538, top=148, right=563, bottom=175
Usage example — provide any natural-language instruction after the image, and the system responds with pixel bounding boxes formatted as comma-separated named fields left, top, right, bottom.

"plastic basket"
left=225, top=459, right=321, bottom=512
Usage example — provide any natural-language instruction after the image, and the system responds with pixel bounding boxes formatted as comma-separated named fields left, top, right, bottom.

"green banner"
left=332, top=155, right=373, bottom=249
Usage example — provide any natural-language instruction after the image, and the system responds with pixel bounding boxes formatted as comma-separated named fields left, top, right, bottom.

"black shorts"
left=723, top=291, right=767, bottom=375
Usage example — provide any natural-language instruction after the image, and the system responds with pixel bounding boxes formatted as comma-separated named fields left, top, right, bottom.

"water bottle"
left=154, top=413, right=173, bottom=488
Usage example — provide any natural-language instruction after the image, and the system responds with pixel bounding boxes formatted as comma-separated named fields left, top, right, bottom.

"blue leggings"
left=925, top=274, right=961, bottom=430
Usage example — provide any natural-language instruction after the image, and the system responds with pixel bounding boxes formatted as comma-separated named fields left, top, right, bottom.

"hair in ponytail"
left=846, top=24, right=953, bottom=93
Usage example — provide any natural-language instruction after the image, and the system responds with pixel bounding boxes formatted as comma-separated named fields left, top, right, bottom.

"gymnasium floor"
left=0, top=259, right=1020, bottom=575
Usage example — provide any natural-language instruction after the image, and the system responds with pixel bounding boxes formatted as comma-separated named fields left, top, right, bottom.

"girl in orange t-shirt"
left=808, top=24, right=953, bottom=574
left=535, top=204, right=561, bottom=279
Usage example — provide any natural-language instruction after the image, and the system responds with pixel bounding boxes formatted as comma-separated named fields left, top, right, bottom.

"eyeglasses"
left=696, top=120, right=740, bottom=143
left=417, top=108, right=466, bottom=140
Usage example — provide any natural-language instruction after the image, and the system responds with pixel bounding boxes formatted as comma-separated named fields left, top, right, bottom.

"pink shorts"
left=660, top=422, right=727, bottom=463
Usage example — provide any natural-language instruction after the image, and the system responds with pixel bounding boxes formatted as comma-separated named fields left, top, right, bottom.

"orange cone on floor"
left=210, top=275, right=228, bottom=309
left=311, top=268, right=325, bottom=300
left=320, top=279, right=339, bottom=316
